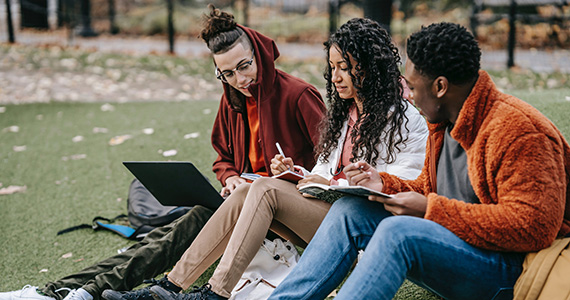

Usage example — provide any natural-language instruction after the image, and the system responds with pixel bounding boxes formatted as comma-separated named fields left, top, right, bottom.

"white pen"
left=275, top=142, right=290, bottom=170
left=276, top=142, right=286, bottom=158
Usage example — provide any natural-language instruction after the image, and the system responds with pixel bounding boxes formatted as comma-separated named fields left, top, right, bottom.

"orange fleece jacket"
left=379, top=71, right=570, bottom=252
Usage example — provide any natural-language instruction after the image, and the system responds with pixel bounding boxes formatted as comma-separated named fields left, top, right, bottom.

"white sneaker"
left=61, top=289, right=92, bottom=300
left=0, top=286, right=55, bottom=300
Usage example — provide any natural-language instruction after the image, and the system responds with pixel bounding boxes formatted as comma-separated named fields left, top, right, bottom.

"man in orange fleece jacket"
left=268, top=22, right=570, bottom=300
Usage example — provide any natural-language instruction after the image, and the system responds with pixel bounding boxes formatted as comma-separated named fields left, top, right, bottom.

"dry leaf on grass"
left=142, top=128, right=154, bottom=135
left=62, top=154, right=87, bottom=161
left=72, top=136, right=84, bottom=143
left=13, top=145, right=27, bottom=152
left=3, top=125, right=19, bottom=133
left=109, top=135, right=133, bottom=146
left=61, top=252, right=73, bottom=259
left=39, top=269, right=48, bottom=273
left=161, top=149, right=178, bottom=157
left=184, top=132, right=200, bottom=139
left=0, top=185, right=27, bottom=195
left=202, top=108, right=212, bottom=114
left=0, top=107, right=5, bottom=113
left=566, top=96, right=570, bottom=101
left=93, top=127, right=109, bottom=133
left=100, top=103, right=115, bottom=112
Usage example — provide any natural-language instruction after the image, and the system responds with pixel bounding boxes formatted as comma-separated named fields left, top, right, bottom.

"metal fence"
left=1, top=0, right=359, bottom=53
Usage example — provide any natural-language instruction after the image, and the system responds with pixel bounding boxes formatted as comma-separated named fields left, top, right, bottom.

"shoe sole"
left=148, top=286, right=171, bottom=300
left=100, top=290, right=124, bottom=300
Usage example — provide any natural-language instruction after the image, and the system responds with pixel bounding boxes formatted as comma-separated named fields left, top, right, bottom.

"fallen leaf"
left=100, top=103, right=115, bottom=112
left=61, top=252, right=73, bottom=259
left=162, top=149, right=178, bottom=157
left=13, top=145, right=27, bottom=152
left=109, top=135, right=133, bottom=146
left=93, top=127, right=109, bottom=133
left=3, top=125, right=19, bottom=133
left=72, top=136, right=84, bottom=143
left=116, top=197, right=122, bottom=202
left=566, top=96, right=570, bottom=101
left=0, top=107, right=5, bottom=113
left=73, top=258, right=84, bottom=263
left=0, top=185, right=27, bottom=195
left=62, top=154, right=87, bottom=161
left=184, top=132, right=200, bottom=139
left=142, top=128, right=154, bottom=135
left=202, top=108, right=212, bottom=114
left=39, top=269, right=48, bottom=273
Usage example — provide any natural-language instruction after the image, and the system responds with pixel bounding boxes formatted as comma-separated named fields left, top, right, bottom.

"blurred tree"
left=397, top=0, right=472, bottom=18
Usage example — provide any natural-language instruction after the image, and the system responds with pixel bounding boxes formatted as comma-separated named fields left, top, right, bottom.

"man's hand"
left=372, top=191, right=427, bottom=218
left=220, top=175, right=246, bottom=198
left=297, top=174, right=329, bottom=189
left=270, top=154, right=294, bottom=176
left=344, top=161, right=383, bottom=192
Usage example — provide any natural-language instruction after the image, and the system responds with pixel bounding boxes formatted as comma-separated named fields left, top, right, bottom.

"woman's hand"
left=220, top=175, right=246, bottom=198
left=270, top=154, right=294, bottom=176
left=297, top=174, right=329, bottom=189
left=344, top=161, right=383, bottom=192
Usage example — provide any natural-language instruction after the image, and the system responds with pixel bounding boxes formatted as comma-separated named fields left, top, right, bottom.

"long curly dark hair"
left=316, top=18, right=408, bottom=166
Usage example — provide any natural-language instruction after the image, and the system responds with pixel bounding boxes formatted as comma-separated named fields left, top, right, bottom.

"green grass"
left=2, top=88, right=570, bottom=299
left=0, top=101, right=220, bottom=289
left=2, top=43, right=570, bottom=298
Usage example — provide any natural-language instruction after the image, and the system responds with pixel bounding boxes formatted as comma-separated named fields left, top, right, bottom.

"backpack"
left=57, top=179, right=192, bottom=240
left=513, top=235, right=570, bottom=300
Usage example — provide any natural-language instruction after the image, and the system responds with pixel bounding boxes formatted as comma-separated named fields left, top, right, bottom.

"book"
left=272, top=169, right=305, bottom=183
left=240, top=169, right=305, bottom=184
left=298, top=183, right=392, bottom=203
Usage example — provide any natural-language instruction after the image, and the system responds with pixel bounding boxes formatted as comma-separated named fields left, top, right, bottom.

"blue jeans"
left=268, top=196, right=525, bottom=300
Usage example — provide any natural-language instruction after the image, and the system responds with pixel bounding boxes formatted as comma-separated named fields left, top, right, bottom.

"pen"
left=276, top=142, right=286, bottom=158
left=275, top=142, right=290, bottom=170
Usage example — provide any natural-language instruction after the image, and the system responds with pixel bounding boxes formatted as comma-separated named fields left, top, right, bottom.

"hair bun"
left=200, top=4, right=237, bottom=43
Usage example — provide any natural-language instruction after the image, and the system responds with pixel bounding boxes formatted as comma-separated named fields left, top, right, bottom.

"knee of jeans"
left=376, top=216, right=429, bottom=245
left=332, top=196, right=370, bottom=215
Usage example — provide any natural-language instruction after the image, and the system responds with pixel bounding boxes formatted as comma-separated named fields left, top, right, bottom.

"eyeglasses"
left=215, top=49, right=255, bottom=83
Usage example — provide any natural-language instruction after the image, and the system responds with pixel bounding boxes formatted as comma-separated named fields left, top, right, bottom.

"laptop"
left=123, top=161, right=224, bottom=210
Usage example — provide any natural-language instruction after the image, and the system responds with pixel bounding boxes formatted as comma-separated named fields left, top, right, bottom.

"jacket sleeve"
left=295, top=86, right=326, bottom=148
left=384, top=106, right=428, bottom=180
left=425, top=133, right=566, bottom=252
left=211, top=97, right=240, bottom=186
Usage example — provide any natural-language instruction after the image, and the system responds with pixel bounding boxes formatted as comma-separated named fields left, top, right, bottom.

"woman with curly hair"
left=142, top=17, right=427, bottom=300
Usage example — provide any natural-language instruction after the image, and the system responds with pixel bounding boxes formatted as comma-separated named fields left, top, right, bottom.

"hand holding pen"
left=270, top=142, right=294, bottom=175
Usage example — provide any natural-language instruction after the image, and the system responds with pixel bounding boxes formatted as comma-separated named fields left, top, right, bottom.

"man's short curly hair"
left=406, top=22, right=481, bottom=85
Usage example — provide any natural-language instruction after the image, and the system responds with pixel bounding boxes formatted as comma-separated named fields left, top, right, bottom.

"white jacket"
left=308, top=101, right=428, bottom=185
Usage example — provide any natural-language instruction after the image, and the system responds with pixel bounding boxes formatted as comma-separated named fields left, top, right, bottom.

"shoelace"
left=18, top=285, right=37, bottom=296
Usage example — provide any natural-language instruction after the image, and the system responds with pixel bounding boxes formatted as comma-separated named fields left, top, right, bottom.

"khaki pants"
left=167, top=178, right=331, bottom=298
left=41, top=206, right=214, bottom=300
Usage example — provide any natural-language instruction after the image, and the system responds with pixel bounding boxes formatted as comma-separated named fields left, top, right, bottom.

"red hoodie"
left=211, top=25, right=326, bottom=185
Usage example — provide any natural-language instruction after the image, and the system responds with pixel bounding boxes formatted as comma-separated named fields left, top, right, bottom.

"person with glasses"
left=0, top=5, right=325, bottom=300
left=137, top=18, right=428, bottom=300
